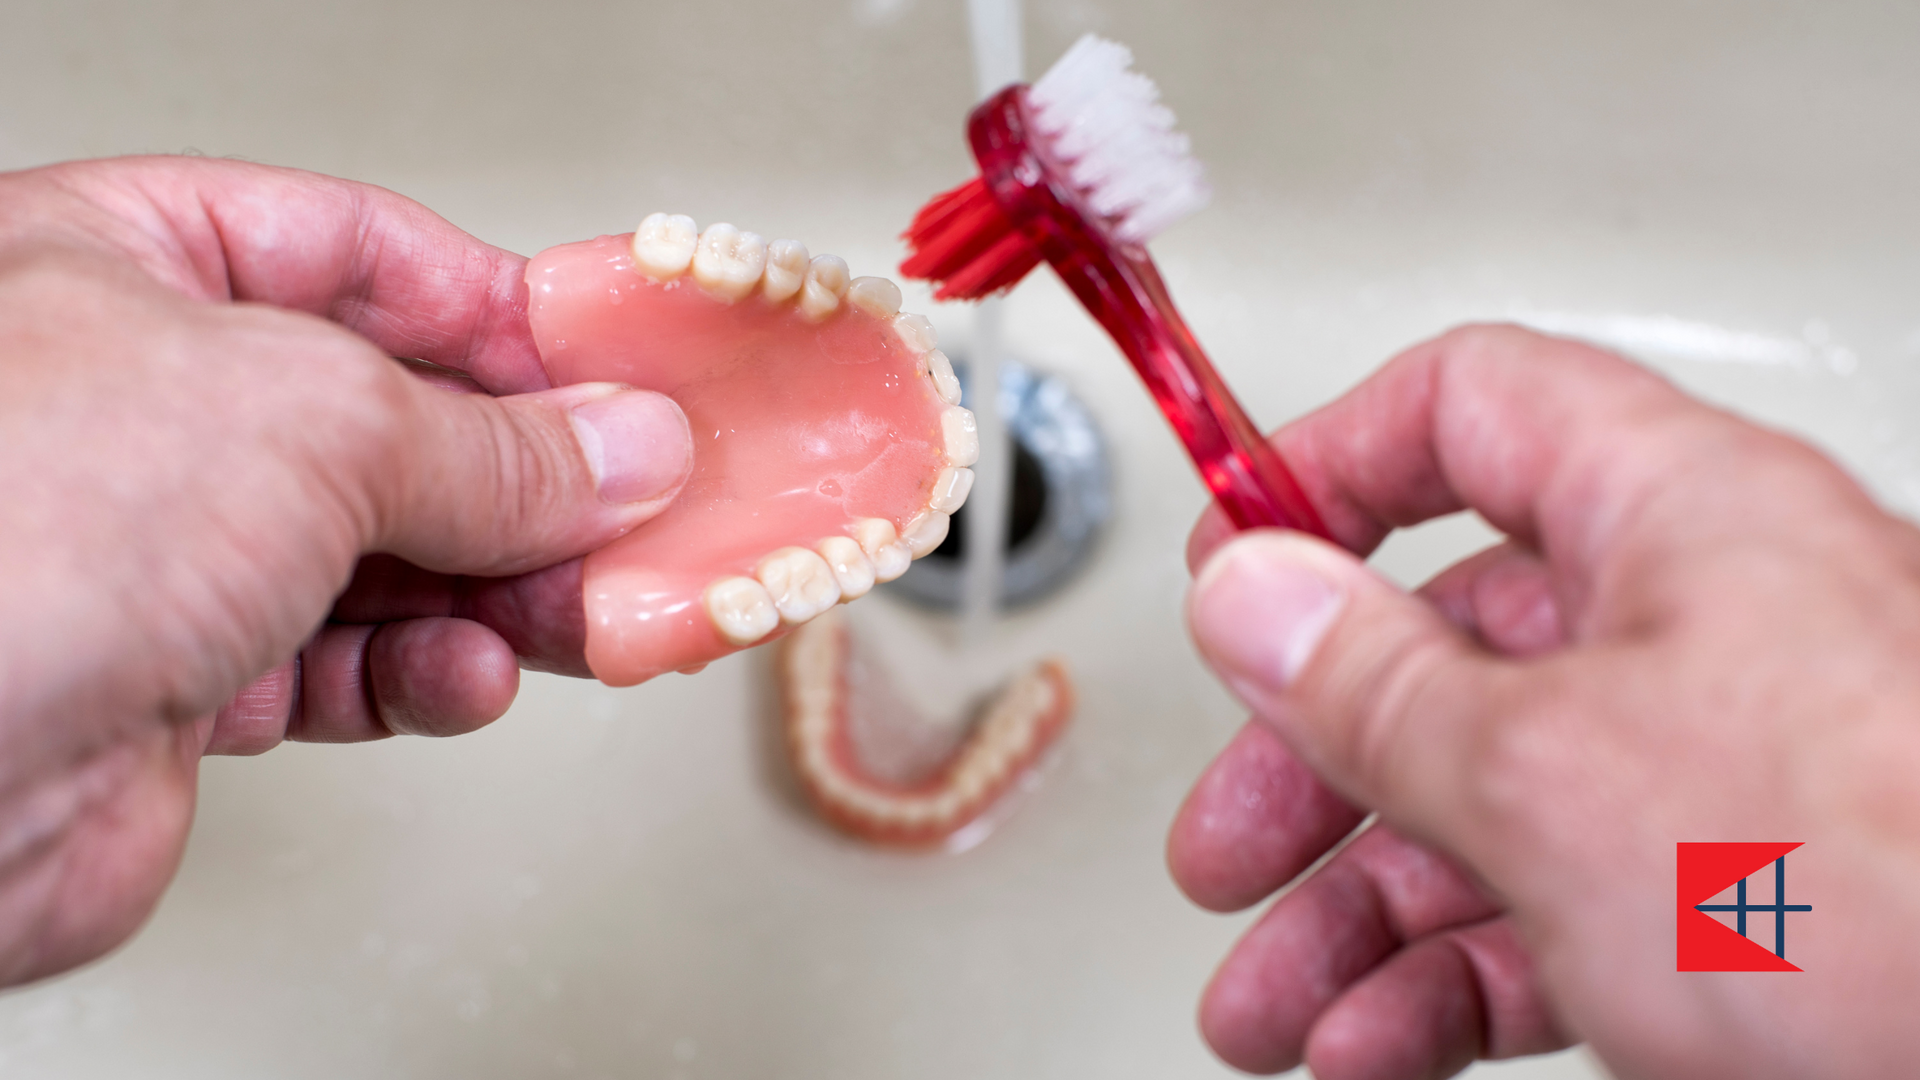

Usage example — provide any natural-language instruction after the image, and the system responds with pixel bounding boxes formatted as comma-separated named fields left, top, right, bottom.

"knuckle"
left=1430, top=320, right=1669, bottom=395
left=1434, top=321, right=1528, bottom=359
left=1329, top=624, right=1461, bottom=791
left=447, top=396, right=581, bottom=568
left=486, top=400, right=575, bottom=531
left=347, top=366, right=591, bottom=570
left=314, top=345, right=420, bottom=534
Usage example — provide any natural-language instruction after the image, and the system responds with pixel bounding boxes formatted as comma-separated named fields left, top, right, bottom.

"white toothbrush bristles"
left=1027, top=34, right=1211, bottom=243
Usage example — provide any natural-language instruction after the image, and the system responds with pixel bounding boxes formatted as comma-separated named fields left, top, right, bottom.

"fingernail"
left=1189, top=534, right=1346, bottom=705
left=571, top=390, right=693, bottom=504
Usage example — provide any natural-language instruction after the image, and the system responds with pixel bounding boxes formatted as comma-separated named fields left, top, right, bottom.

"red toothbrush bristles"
left=899, top=176, right=1044, bottom=301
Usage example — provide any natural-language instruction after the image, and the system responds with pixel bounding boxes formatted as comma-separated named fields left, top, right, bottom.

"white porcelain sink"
left=5, top=2, right=1917, bottom=1076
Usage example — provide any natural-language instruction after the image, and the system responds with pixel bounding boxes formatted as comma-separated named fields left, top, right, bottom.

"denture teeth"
left=778, top=611, right=1077, bottom=848
left=799, top=255, right=850, bottom=321
left=901, top=510, right=951, bottom=557
left=941, top=405, right=980, bottom=467
left=632, top=212, right=698, bottom=281
left=852, top=516, right=898, bottom=556
left=816, top=535, right=877, bottom=602
left=924, top=349, right=963, bottom=406
left=892, top=313, right=938, bottom=354
left=704, top=576, right=780, bottom=646
left=762, top=239, right=810, bottom=303
left=691, top=223, right=769, bottom=302
left=757, top=547, right=843, bottom=625
left=873, top=542, right=912, bottom=582
left=846, top=276, right=903, bottom=319
left=928, top=467, right=975, bottom=514
left=853, top=517, right=912, bottom=583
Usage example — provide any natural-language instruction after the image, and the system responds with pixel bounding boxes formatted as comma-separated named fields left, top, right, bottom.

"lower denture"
left=528, top=218, right=974, bottom=685
left=778, top=609, right=1076, bottom=849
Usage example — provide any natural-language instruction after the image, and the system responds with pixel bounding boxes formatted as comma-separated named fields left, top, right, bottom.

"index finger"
left=1189, top=324, right=1763, bottom=592
left=29, top=155, right=549, bottom=393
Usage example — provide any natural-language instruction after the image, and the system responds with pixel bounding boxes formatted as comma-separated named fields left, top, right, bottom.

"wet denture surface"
left=778, top=610, right=1075, bottom=848
left=528, top=215, right=976, bottom=685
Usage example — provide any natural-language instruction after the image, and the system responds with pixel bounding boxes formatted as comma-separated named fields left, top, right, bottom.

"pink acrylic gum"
left=526, top=227, right=970, bottom=686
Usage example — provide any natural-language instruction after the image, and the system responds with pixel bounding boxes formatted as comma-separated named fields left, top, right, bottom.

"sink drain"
left=888, top=359, right=1111, bottom=610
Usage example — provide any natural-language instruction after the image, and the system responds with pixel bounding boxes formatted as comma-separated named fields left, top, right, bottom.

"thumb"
left=366, top=378, right=693, bottom=577
left=1186, top=529, right=1498, bottom=829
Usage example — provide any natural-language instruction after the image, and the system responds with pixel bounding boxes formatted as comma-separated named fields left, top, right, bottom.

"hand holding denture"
left=0, top=156, right=695, bottom=983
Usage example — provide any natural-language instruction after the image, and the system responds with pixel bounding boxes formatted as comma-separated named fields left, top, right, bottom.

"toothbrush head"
left=900, top=34, right=1211, bottom=300
left=901, top=37, right=1329, bottom=538
left=1024, top=35, right=1212, bottom=245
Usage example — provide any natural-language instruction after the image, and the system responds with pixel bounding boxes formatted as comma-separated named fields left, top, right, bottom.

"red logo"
left=1677, top=842, right=1809, bottom=972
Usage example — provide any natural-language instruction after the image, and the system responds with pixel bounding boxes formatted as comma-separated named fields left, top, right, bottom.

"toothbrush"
left=900, top=35, right=1332, bottom=540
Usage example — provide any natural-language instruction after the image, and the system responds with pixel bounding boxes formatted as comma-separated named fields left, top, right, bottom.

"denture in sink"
left=528, top=214, right=977, bottom=686
left=778, top=609, right=1075, bottom=849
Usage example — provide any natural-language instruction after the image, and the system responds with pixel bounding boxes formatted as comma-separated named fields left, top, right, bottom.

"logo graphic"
left=1677, top=842, right=1810, bottom=972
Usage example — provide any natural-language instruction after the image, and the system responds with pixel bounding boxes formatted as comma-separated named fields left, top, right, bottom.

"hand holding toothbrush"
left=1176, top=324, right=1920, bottom=1080
left=901, top=35, right=1920, bottom=1078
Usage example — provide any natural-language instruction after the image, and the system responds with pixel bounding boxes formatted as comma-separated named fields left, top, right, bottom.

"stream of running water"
left=958, top=0, right=1023, bottom=642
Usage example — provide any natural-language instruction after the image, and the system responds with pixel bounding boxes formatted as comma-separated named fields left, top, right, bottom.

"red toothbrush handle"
left=1107, top=252, right=1330, bottom=535
left=967, top=87, right=1332, bottom=539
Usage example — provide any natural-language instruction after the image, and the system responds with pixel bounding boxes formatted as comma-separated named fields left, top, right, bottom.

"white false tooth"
left=757, top=547, right=842, bottom=625
left=762, top=239, right=809, bottom=303
left=632, top=213, right=698, bottom=280
left=691, top=223, right=768, bottom=302
left=850, top=519, right=914, bottom=583
left=799, top=254, right=850, bottom=321
left=816, top=536, right=877, bottom=602
left=928, top=467, right=974, bottom=514
left=704, top=576, right=779, bottom=646
left=852, top=516, right=898, bottom=557
left=925, top=349, right=963, bottom=405
left=901, top=510, right=951, bottom=557
left=892, top=313, right=937, bottom=354
left=941, top=405, right=980, bottom=467
left=872, top=541, right=912, bottom=582
left=846, top=276, right=902, bottom=318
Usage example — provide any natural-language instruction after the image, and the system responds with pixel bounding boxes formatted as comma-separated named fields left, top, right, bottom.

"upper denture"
left=528, top=217, right=974, bottom=685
